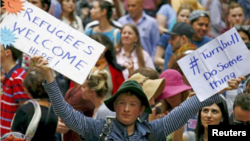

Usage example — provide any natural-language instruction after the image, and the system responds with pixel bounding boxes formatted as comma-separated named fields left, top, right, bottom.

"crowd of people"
left=0, top=0, right=250, bottom=141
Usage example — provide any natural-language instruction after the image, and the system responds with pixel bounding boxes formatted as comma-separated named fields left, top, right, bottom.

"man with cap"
left=31, top=55, right=242, bottom=141
left=162, top=22, right=195, bottom=70
left=162, top=10, right=213, bottom=71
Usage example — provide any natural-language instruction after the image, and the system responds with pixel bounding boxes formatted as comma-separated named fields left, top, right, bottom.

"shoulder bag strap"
left=25, top=100, right=42, bottom=141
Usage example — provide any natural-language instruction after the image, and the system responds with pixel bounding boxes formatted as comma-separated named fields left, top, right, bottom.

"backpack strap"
left=98, top=116, right=115, bottom=141
left=25, top=100, right=42, bottom=141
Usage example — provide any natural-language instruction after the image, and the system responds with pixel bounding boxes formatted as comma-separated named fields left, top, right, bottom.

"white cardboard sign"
left=0, top=1, right=105, bottom=85
left=178, top=28, right=250, bottom=101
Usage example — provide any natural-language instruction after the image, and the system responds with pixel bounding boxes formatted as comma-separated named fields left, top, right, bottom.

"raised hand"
left=31, top=56, right=54, bottom=83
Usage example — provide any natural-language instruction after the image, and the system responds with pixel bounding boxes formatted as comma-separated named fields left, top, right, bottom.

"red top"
left=108, top=64, right=125, bottom=95
left=0, top=65, right=30, bottom=136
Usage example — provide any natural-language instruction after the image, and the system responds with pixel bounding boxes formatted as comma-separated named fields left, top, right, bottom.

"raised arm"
left=31, top=56, right=103, bottom=139
left=150, top=77, right=243, bottom=140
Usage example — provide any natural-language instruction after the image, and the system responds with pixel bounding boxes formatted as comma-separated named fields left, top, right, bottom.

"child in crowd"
left=0, top=45, right=30, bottom=136
left=31, top=55, right=243, bottom=141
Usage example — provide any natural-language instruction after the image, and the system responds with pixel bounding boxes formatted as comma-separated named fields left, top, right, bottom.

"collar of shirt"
left=125, top=12, right=147, bottom=25
left=121, top=48, right=136, bottom=58
left=112, top=118, right=151, bottom=139
left=4, top=64, right=21, bottom=79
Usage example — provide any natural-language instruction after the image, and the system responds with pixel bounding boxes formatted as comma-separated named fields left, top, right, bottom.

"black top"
left=11, top=102, right=58, bottom=141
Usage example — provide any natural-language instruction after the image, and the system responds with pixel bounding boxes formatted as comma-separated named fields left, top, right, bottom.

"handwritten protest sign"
left=178, top=28, right=250, bottom=101
left=0, top=0, right=105, bottom=85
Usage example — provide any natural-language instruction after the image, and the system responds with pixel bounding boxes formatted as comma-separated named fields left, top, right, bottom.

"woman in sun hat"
left=156, top=69, right=192, bottom=141
left=128, top=69, right=165, bottom=122
left=157, top=69, right=192, bottom=114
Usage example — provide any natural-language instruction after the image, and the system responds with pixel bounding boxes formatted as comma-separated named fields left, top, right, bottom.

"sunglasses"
left=234, top=25, right=250, bottom=32
left=1, top=132, right=25, bottom=140
left=234, top=120, right=250, bottom=125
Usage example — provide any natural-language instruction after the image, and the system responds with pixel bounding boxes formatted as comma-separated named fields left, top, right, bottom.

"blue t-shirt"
left=85, top=28, right=121, bottom=45
left=158, top=33, right=171, bottom=50
left=163, top=36, right=212, bottom=70
left=157, top=4, right=176, bottom=29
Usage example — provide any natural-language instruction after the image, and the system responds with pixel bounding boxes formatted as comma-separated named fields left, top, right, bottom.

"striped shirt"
left=43, top=80, right=222, bottom=141
left=0, top=65, right=30, bottom=136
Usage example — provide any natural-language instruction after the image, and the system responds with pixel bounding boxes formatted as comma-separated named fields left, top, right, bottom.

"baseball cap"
left=164, top=22, right=195, bottom=38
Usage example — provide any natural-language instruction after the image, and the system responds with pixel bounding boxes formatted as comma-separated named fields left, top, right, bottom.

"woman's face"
left=177, top=9, right=191, bottom=23
left=166, top=93, right=182, bottom=109
left=62, top=0, right=75, bottom=13
left=81, top=82, right=92, bottom=100
left=238, top=31, right=250, bottom=43
left=90, top=1, right=103, bottom=20
left=121, top=26, right=138, bottom=46
left=201, top=103, right=223, bottom=128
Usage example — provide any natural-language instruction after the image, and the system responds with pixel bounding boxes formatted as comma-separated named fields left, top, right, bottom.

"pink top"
left=116, top=48, right=156, bottom=79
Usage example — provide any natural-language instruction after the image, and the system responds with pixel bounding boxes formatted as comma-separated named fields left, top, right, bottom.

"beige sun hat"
left=128, top=73, right=165, bottom=101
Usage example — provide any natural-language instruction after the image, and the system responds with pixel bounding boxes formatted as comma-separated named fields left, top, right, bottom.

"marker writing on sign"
left=200, top=33, right=239, bottom=60
left=189, top=56, right=200, bottom=75
left=203, top=55, right=243, bottom=89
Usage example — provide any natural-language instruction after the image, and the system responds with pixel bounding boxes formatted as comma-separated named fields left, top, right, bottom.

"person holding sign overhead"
left=30, top=54, right=243, bottom=141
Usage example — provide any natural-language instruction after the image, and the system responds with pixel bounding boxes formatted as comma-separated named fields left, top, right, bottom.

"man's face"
left=169, top=35, right=181, bottom=52
left=191, top=17, right=210, bottom=41
left=127, top=0, right=143, bottom=19
left=233, top=106, right=250, bottom=125
left=227, top=7, right=244, bottom=27
left=114, top=93, right=145, bottom=126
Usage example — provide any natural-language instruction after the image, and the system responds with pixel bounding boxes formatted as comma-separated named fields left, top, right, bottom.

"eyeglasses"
left=234, top=25, right=250, bottom=32
left=234, top=120, right=250, bottom=125
left=1, top=132, right=26, bottom=141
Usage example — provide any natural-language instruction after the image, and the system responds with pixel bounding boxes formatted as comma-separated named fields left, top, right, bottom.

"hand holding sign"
left=31, top=56, right=54, bottom=83
left=0, top=0, right=105, bottom=85
left=178, top=28, right=250, bottom=101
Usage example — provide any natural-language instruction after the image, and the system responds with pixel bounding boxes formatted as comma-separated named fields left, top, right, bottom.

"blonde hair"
left=87, top=70, right=109, bottom=97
